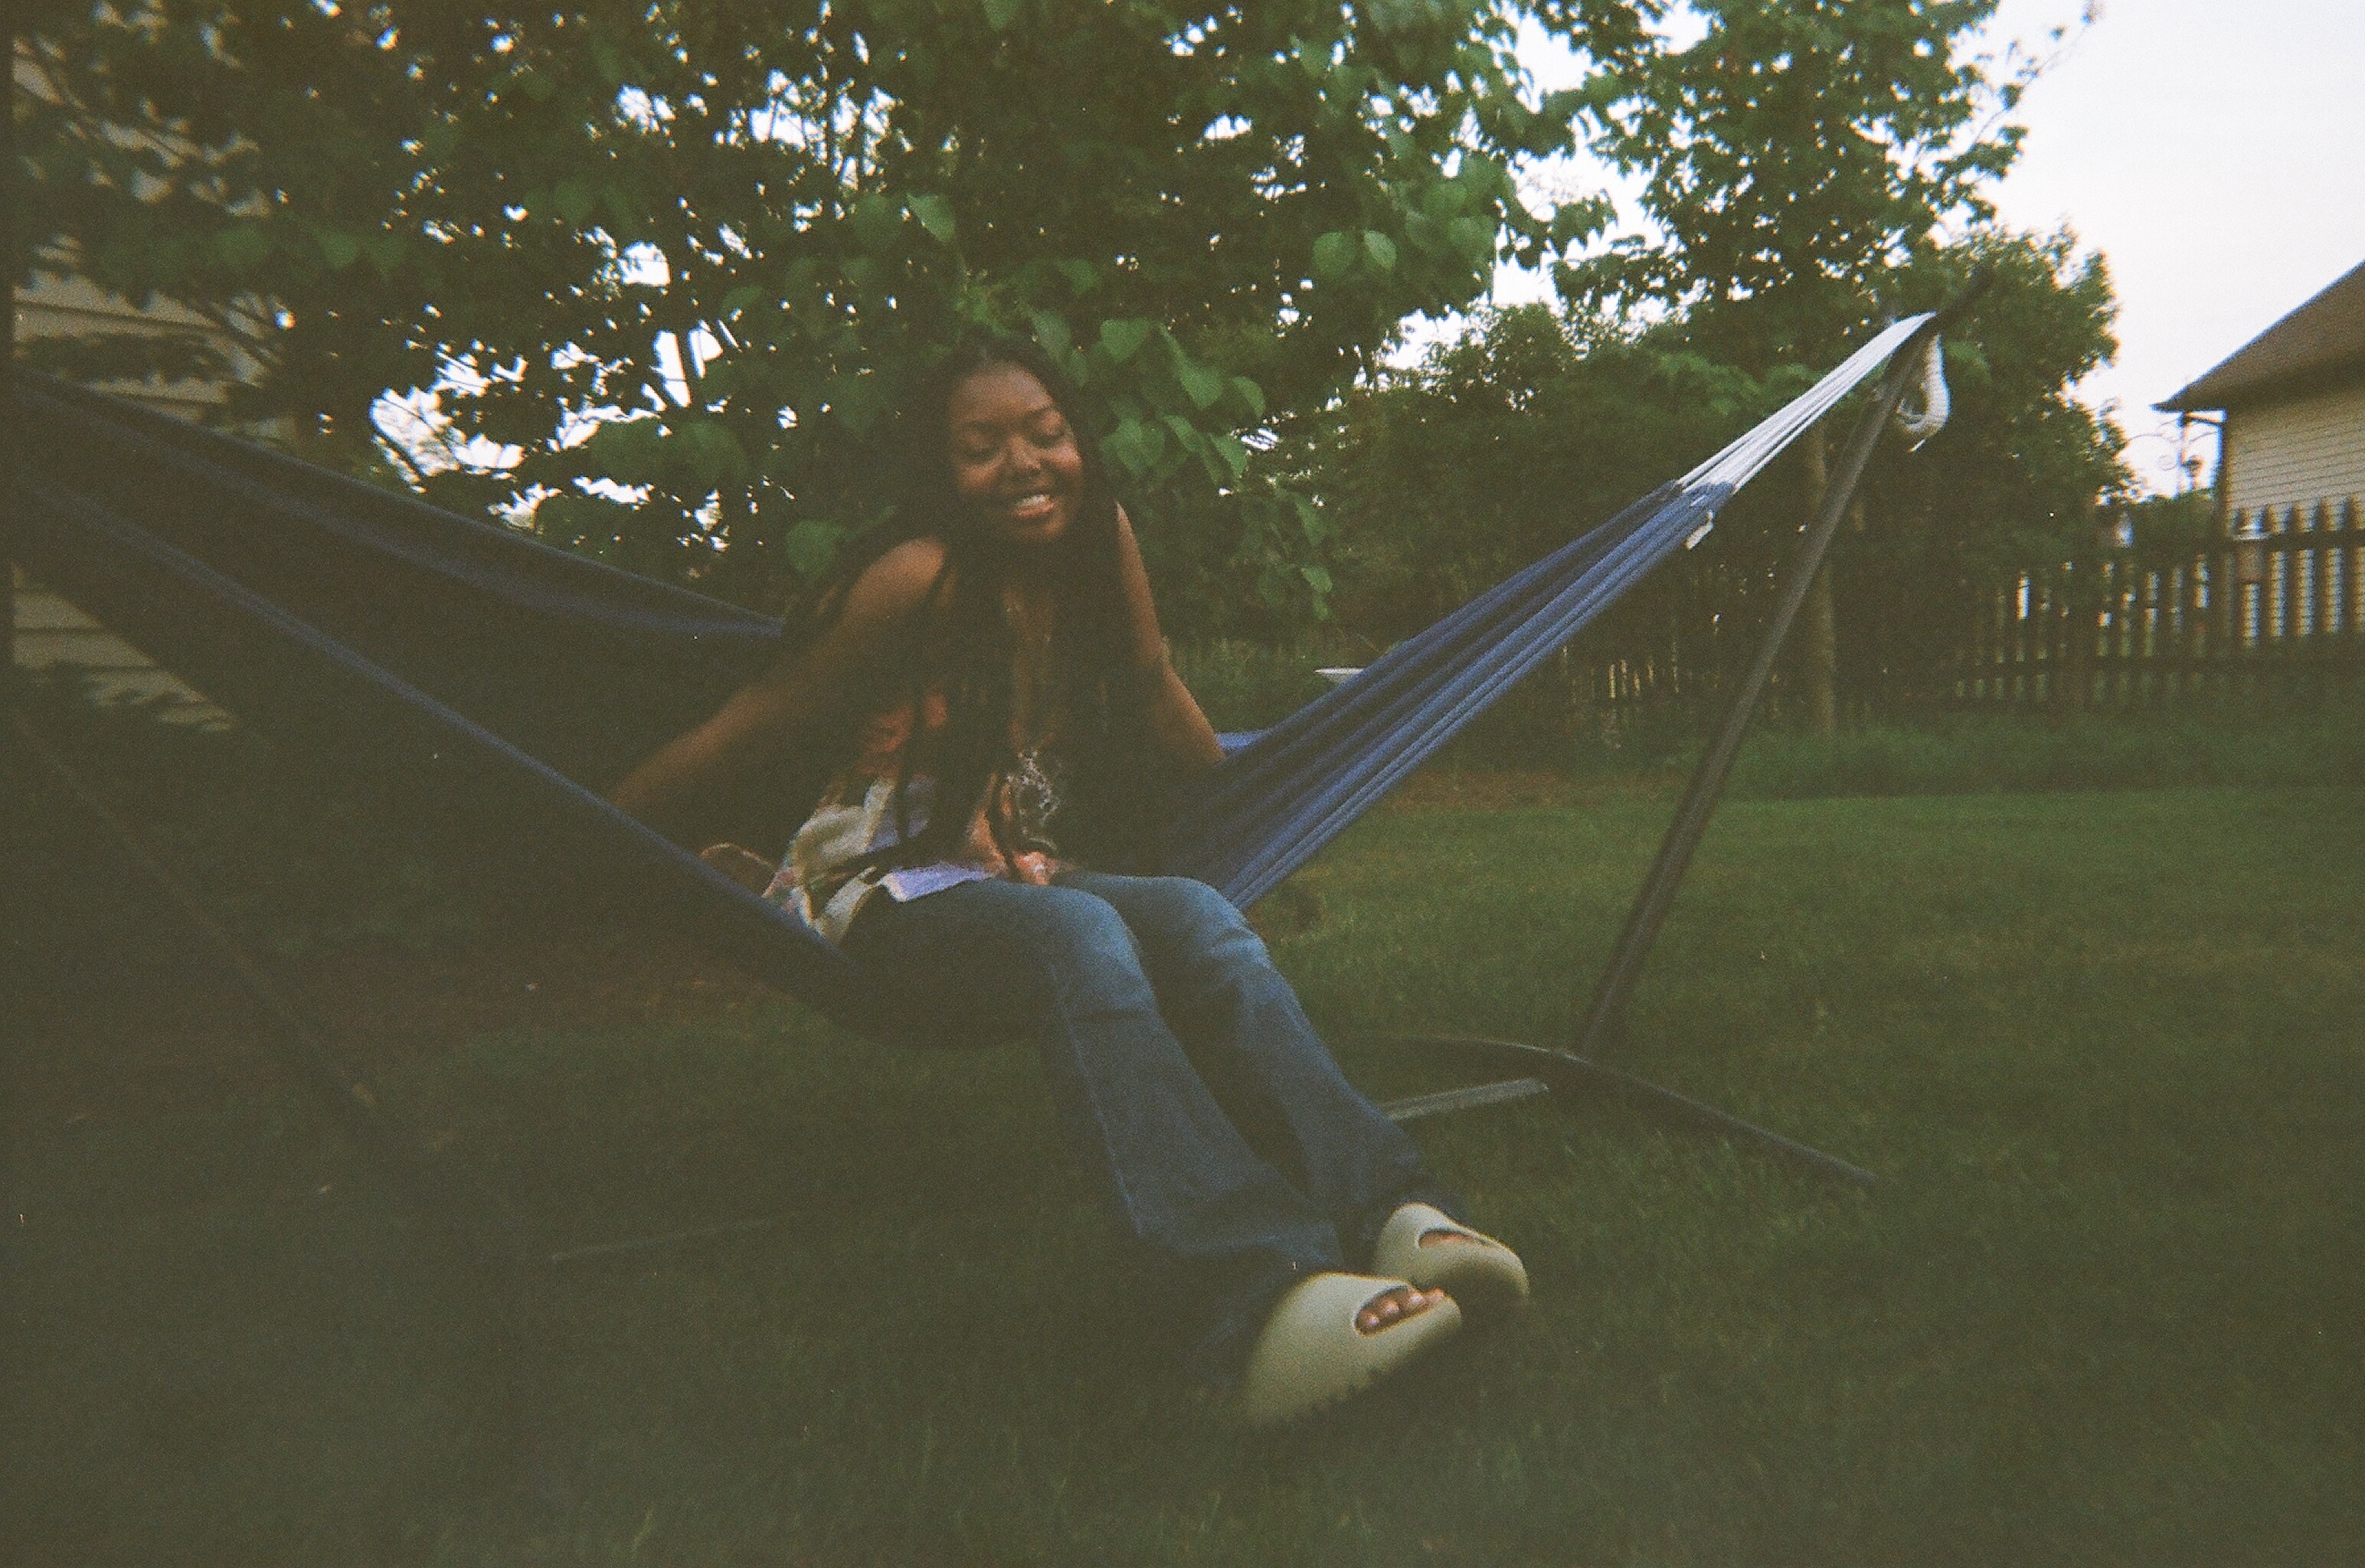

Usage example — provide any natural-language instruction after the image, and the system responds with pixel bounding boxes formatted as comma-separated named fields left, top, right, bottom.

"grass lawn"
left=8, top=779, right=2364, bottom=1564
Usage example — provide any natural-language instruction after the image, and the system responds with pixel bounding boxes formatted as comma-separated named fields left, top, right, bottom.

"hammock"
left=8, top=316, right=1932, bottom=1047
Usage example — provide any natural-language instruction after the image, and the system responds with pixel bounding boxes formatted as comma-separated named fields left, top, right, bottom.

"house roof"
left=2158, top=257, right=2365, bottom=412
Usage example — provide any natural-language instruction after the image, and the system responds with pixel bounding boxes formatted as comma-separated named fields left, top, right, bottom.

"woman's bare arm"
left=1111, top=508, right=1225, bottom=774
left=609, top=537, right=949, bottom=837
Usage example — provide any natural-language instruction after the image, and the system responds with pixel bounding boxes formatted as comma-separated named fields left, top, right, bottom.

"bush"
left=1172, top=639, right=1353, bottom=732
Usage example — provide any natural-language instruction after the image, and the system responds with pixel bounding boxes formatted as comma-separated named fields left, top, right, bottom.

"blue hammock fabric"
left=9, top=316, right=1926, bottom=1036
left=1161, top=315, right=1932, bottom=905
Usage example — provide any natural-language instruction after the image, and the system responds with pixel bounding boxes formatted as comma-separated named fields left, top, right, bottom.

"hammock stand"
left=4, top=279, right=1983, bottom=1267
left=1366, top=276, right=1990, bottom=1190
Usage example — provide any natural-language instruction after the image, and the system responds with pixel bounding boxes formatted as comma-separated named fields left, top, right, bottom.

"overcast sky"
left=1980, top=0, right=2365, bottom=491
left=1491, top=0, right=2365, bottom=495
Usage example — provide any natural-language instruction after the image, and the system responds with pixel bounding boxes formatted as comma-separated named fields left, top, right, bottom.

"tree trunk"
left=1801, top=424, right=1838, bottom=737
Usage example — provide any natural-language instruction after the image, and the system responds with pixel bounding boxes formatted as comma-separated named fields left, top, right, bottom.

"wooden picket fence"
left=1282, top=493, right=2365, bottom=754
left=1948, top=497, right=2365, bottom=710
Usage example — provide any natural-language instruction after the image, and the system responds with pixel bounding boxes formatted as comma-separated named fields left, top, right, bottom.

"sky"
left=1491, top=0, right=2365, bottom=495
left=1977, top=0, right=2365, bottom=491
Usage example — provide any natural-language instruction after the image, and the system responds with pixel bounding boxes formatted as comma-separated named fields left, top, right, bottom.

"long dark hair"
left=793, top=332, right=1156, bottom=870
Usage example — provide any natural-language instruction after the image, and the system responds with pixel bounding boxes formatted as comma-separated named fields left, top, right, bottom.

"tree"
left=18, top=1, right=1660, bottom=630
left=1840, top=227, right=2128, bottom=707
left=1299, top=226, right=2128, bottom=729
left=14, top=4, right=458, bottom=476
left=1555, top=0, right=2051, bottom=730
left=1291, top=301, right=1779, bottom=639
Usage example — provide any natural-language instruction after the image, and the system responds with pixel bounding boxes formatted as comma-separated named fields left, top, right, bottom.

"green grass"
left=11, top=760, right=2363, bottom=1563
left=1173, top=637, right=2365, bottom=795
left=1722, top=703, right=2365, bottom=799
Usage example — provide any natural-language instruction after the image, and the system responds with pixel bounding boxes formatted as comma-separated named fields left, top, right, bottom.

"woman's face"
left=944, top=361, right=1086, bottom=547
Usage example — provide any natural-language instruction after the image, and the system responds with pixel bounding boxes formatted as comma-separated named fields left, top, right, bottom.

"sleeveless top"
left=763, top=687, right=1071, bottom=945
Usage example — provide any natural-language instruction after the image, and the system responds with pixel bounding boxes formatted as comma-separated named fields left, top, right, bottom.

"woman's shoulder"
left=835, top=535, right=951, bottom=629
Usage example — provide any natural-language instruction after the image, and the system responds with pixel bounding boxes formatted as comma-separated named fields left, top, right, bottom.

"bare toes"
left=1356, top=1284, right=1444, bottom=1334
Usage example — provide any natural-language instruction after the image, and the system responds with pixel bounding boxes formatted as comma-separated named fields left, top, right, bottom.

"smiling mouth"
left=1001, top=490, right=1061, bottom=521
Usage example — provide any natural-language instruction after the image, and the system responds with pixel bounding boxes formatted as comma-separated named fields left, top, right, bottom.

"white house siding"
left=2226, top=381, right=2365, bottom=523
left=12, top=47, right=251, bottom=420
left=13, top=270, right=238, bottom=422
left=10, top=567, right=234, bottom=728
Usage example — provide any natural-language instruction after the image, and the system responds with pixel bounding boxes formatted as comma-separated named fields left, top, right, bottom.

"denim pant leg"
left=842, top=877, right=1345, bottom=1385
left=1058, top=871, right=1466, bottom=1268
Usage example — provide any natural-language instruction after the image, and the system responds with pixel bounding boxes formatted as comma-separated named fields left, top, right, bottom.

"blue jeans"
left=841, top=870, right=1461, bottom=1386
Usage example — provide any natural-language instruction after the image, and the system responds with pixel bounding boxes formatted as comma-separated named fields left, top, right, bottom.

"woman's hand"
left=608, top=537, right=950, bottom=836
left=1111, top=508, right=1225, bottom=774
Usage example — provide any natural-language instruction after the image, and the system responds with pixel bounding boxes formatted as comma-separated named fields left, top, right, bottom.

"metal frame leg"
left=1372, top=273, right=1997, bottom=1187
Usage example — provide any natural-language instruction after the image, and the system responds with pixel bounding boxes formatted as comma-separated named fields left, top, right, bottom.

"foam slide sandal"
left=1235, top=1272, right=1463, bottom=1428
left=1372, top=1204, right=1530, bottom=1321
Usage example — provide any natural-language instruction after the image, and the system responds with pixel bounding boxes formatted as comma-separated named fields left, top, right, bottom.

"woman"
left=611, top=336, right=1526, bottom=1425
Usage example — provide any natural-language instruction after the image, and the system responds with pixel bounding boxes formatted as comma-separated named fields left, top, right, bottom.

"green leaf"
left=1097, top=318, right=1153, bottom=364
left=1546, top=203, right=1599, bottom=248
left=719, top=285, right=762, bottom=318
left=782, top=518, right=842, bottom=579
left=828, top=374, right=886, bottom=433
left=1055, top=260, right=1097, bottom=296
left=1212, top=433, right=1250, bottom=479
left=1362, top=230, right=1398, bottom=273
left=1029, top=309, right=1072, bottom=360
left=848, top=194, right=901, bottom=255
left=695, top=358, right=739, bottom=400
left=1101, top=420, right=1143, bottom=475
left=1230, top=376, right=1267, bottom=420
left=317, top=230, right=361, bottom=270
left=982, top=0, right=1022, bottom=31
left=1446, top=215, right=1493, bottom=266
left=1176, top=360, right=1227, bottom=410
left=553, top=178, right=595, bottom=226
left=1299, top=564, right=1333, bottom=594
left=907, top=193, right=957, bottom=245
left=361, top=232, right=406, bottom=278
left=1102, top=416, right=1166, bottom=476
left=695, top=421, right=754, bottom=483
left=1294, top=495, right=1327, bottom=545
left=1310, top=230, right=1356, bottom=283
left=215, top=224, right=270, bottom=272
left=600, top=172, right=651, bottom=234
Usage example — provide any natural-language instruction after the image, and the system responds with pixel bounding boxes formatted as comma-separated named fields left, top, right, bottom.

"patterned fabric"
left=764, top=688, right=1070, bottom=945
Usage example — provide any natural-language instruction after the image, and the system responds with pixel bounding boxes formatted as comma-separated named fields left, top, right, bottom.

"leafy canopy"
left=1565, top=0, right=2033, bottom=361
left=1306, top=227, right=2128, bottom=686
left=18, top=0, right=1658, bottom=629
